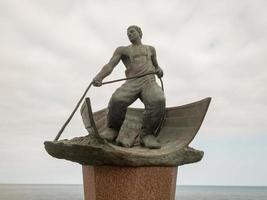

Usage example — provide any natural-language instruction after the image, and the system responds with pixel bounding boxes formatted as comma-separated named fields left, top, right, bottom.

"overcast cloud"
left=0, top=0, right=266, bottom=185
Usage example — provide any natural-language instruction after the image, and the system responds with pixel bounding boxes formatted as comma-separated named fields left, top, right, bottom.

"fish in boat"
left=44, top=97, right=211, bottom=166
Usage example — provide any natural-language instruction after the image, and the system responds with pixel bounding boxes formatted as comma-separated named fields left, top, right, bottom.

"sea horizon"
left=1, top=183, right=267, bottom=187
left=1, top=184, right=266, bottom=200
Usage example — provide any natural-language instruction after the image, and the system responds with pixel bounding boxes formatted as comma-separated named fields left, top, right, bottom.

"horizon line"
left=0, top=183, right=266, bottom=187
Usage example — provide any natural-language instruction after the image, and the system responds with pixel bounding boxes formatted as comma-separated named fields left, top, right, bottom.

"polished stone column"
left=82, top=165, right=177, bottom=200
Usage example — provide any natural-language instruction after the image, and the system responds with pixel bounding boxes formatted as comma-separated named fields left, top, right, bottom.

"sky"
left=0, top=0, right=267, bottom=186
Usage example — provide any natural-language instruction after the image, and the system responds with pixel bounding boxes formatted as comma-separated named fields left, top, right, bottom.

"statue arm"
left=93, top=47, right=123, bottom=83
left=150, top=46, right=163, bottom=78
left=151, top=46, right=159, bottom=68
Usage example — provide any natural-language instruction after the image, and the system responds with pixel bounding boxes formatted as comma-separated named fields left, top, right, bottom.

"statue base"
left=82, top=165, right=178, bottom=200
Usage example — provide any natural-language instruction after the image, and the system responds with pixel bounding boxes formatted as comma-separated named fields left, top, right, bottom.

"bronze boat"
left=44, top=97, right=211, bottom=166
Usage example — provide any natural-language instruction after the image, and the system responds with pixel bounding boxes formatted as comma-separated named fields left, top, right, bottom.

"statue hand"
left=92, top=78, right=102, bottom=87
left=156, top=67, right=163, bottom=78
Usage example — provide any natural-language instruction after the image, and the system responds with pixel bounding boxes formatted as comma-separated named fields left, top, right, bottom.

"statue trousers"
left=107, top=75, right=165, bottom=137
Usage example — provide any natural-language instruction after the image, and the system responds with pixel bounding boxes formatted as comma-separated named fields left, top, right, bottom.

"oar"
left=53, top=72, right=161, bottom=141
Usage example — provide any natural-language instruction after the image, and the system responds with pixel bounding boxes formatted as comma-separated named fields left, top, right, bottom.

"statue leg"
left=108, top=82, right=139, bottom=131
left=140, top=81, right=165, bottom=148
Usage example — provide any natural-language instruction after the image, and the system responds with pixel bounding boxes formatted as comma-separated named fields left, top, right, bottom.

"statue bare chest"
left=122, top=46, right=151, bottom=66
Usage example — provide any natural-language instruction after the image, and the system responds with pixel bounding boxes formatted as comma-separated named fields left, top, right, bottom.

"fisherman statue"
left=44, top=25, right=211, bottom=194
left=92, top=25, right=165, bottom=149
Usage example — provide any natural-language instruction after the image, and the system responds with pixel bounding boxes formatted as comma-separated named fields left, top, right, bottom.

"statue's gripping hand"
left=92, top=77, right=102, bottom=87
left=156, top=67, right=164, bottom=78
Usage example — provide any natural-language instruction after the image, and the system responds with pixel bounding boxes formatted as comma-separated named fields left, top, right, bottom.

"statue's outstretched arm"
left=93, top=47, right=123, bottom=86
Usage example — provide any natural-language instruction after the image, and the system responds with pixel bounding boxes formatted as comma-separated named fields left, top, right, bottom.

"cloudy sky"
left=0, top=0, right=266, bottom=186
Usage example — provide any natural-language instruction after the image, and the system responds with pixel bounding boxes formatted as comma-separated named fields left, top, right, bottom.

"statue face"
left=127, top=27, right=140, bottom=43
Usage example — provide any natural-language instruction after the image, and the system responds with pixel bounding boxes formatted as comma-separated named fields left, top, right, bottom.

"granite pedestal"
left=82, top=165, right=178, bottom=200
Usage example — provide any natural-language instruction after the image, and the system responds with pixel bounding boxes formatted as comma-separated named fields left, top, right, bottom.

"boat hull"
left=44, top=97, right=211, bottom=166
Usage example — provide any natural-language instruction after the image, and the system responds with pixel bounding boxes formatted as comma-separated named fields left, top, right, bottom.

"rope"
left=54, top=72, right=164, bottom=141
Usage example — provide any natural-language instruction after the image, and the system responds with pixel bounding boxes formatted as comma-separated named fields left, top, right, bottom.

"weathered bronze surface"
left=44, top=97, right=211, bottom=166
left=44, top=25, right=212, bottom=167
left=92, top=25, right=165, bottom=149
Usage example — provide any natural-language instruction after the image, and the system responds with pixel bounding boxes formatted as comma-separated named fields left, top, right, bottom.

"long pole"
left=54, top=83, right=93, bottom=141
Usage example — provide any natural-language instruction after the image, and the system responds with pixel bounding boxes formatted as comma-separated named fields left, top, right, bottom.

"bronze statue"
left=43, top=25, right=212, bottom=200
left=44, top=25, right=211, bottom=167
left=92, top=25, right=165, bottom=149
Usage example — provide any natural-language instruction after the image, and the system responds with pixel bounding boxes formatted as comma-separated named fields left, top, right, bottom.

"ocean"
left=0, top=184, right=266, bottom=200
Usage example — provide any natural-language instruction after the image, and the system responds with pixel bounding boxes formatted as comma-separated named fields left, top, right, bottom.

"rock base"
left=82, top=165, right=178, bottom=200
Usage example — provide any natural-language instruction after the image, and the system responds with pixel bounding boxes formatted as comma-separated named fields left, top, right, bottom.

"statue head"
left=127, top=25, right=142, bottom=43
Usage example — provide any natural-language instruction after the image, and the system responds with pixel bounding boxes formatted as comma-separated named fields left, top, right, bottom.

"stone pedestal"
left=82, top=165, right=178, bottom=200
